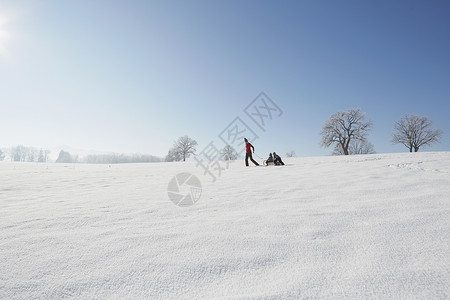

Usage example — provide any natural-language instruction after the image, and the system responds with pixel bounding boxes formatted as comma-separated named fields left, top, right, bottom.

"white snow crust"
left=1, top=152, right=449, bottom=299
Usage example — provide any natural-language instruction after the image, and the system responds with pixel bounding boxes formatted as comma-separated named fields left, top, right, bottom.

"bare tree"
left=10, top=147, right=17, bottom=161
left=222, top=145, right=238, bottom=161
left=38, top=149, right=45, bottom=162
left=166, top=135, right=198, bottom=162
left=332, top=140, right=375, bottom=155
left=44, top=149, right=51, bottom=162
left=36, top=149, right=51, bottom=162
left=165, top=148, right=182, bottom=162
left=320, top=108, right=373, bottom=155
left=11, top=145, right=28, bottom=162
left=392, top=114, right=443, bottom=152
left=27, top=147, right=38, bottom=162
left=286, top=150, right=296, bottom=157
left=10, top=146, right=19, bottom=161
left=0, top=149, right=4, bottom=161
left=350, top=140, right=375, bottom=155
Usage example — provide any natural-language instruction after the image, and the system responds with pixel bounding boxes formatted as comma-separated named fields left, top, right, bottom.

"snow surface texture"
left=1, top=152, right=449, bottom=299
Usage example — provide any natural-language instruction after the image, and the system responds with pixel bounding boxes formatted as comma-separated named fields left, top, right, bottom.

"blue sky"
left=0, top=0, right=449, bottom=158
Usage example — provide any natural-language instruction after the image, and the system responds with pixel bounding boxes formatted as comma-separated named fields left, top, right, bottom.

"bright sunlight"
left=0, top=13, right=13, bottom=56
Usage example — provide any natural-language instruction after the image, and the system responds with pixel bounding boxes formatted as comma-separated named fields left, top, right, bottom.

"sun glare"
left=0, top=18, right=8, bottom=54
left=0, top=14, right=12, bottom=56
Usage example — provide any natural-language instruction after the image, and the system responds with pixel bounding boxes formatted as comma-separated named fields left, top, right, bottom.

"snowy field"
left=1, top=152, right=449, bottom=299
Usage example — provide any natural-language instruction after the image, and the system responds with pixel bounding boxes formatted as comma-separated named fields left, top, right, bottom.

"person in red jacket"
left=244, top=138, right=259, bottom=166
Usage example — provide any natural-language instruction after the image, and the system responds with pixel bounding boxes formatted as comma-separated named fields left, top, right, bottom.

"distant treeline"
left=0, top=146, right=162, bottom=164
left=1, top=145, right=51, bottom=162
left=83, top=153, right=162, bottom=164
left=56, top=150, right=162, bottom=164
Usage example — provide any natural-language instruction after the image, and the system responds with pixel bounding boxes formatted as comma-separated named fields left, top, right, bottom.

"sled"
left=263, top=160, right=281, bottom=166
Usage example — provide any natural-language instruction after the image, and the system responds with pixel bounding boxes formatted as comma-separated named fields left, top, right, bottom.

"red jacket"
left=245, top=142, right=254, bottom=154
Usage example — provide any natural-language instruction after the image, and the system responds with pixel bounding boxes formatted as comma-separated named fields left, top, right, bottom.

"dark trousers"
left=274, top=157, right=285, bottom=165
left=245, top=152, right=259, bottom=166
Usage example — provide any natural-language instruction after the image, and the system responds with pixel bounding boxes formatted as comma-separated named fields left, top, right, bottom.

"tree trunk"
left=342, top=141, right=349, bottom=155
left=343, top=146, right=349, bottom=155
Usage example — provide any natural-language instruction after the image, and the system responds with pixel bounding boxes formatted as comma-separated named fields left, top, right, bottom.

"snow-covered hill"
left=1, top=152, right=449, bottom=299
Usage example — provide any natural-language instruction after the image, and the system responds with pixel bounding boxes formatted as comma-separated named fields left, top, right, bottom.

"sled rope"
left=253, top=152, right=264, bottom=159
